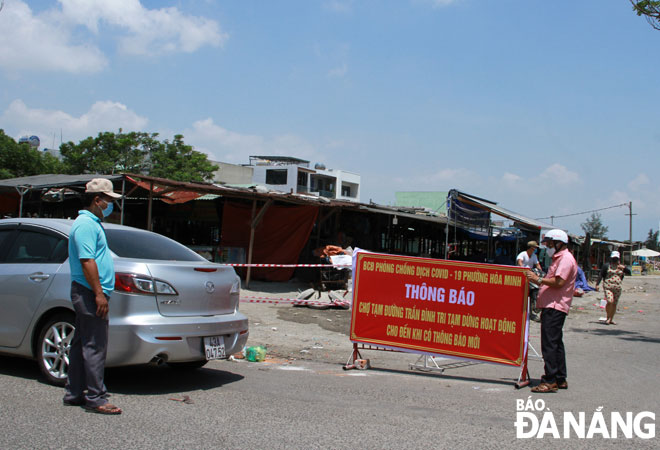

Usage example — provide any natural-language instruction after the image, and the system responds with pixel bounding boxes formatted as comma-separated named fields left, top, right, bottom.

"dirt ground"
left=239, top=273, right=660, bottom=367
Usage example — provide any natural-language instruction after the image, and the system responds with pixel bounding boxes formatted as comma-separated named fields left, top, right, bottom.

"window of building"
left=297, top=171, right=308, bottom=192
left=266, top=169, right=288, bottom=185
left=341, top=182, right=358, bottom=198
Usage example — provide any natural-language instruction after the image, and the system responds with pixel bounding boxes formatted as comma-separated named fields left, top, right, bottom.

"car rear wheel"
left=37, top=313, right=75, bottom=386
left=167, top=360, right=208, bottom=370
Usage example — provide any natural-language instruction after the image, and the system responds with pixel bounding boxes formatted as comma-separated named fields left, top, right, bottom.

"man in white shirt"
left=517, top=241, right=543, bottom=322
left=517, top=241, right=542, bottom=270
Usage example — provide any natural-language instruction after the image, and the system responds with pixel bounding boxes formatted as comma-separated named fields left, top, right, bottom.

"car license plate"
left=204, top=336, right=225, bottom=360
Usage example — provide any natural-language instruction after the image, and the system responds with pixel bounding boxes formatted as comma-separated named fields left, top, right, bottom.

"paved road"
left=0, top=277, right=658, bottom=449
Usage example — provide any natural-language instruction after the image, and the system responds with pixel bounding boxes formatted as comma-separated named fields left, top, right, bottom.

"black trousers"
left=63, top=282, right=110, bottom=407
left=540, top=308, right=567, bottom=383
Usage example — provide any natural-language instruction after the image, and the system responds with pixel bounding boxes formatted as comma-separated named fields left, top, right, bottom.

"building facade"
left=247, top=155, right=360, bottom=202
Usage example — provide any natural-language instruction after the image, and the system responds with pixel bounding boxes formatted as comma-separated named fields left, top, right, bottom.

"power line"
left=535, top=202, right=630, bottom=221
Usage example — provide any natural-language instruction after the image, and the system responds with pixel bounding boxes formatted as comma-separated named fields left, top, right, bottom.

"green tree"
left=59, top=130, right=156, bottom=175
left=644, top=229, right=659, bottom=251
left=630, top=1, right=660, bottom=30
left=149, top=134, right=218, bottom=182
left=580, top=213, right=609, bottom=239
left=59, top=131, right=217, bottom=182
left=0, top=129, right=66, bottom=179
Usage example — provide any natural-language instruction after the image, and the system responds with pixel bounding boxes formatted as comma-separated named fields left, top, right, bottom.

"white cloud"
left=0, top=0, right=226, bottom=74
left=394, top=168, right=477, bottom=189
left=58, top=0, right=228, bottom=56
left=1, top=101, right=326, bottom=166
left=314, top=42, right=350, bottom=80
left=627, top=173, right=649, bottom=192
left=1, top=99, right=148, bottom=145
left=323, top=1, right=353, bottom=13
left=184, top=118, right=323, bottom=165
left=502, top=172, right=522, bottom=185
left=537, top=163, right=580, bottom=185
left=430, top=0, right=460, bottom=6
left=0, top=1, right=107, bottom=74
left=328, top=63, right=348, bottom=78
left=414, top=0, right=460, bottom=8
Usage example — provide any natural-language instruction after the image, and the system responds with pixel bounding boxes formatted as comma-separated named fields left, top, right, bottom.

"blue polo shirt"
left=69, top=210, right=115, bottom=296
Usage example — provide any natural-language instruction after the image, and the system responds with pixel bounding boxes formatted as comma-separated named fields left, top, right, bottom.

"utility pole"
left=625, top=201, right=636, bottom=262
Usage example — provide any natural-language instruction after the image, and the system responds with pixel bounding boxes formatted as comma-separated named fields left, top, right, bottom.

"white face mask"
left=546, top=247, right=556, bottom=258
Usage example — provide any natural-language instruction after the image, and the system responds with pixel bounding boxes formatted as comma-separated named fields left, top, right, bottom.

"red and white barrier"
left=221, top=263, right=350, bottom=268
left=240, top=295, right=350, bottom=308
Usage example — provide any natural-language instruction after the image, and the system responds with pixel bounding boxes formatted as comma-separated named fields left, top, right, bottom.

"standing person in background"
left=63, top=178, right=122, bottom=415
left=595, top=251, right=626, bottom=325
left=524, top=230, right=577, bottom=393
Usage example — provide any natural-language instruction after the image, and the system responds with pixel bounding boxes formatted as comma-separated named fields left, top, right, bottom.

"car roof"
left=0, top=217, right=148, bottom=235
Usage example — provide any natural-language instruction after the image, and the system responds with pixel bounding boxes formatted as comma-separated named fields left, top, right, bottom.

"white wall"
left=251, top=163, right=361, bottom=202
left=252, top=165, right=298, bottom=193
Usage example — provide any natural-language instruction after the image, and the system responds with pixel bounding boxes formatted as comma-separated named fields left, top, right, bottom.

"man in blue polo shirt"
left=63, top=178, right=122, bottom=415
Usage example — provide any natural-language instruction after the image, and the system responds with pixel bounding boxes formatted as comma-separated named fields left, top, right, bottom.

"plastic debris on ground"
left=245, top=346, right=267, bottom=362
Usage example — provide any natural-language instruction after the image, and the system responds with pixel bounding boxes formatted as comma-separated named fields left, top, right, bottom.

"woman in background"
left=595, top=251, right=626, bottom=325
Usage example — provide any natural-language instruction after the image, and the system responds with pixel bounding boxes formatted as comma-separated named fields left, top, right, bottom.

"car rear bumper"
left=106, top=312, right=249, bottom=367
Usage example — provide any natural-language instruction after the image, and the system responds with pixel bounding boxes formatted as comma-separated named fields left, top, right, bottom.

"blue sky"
left=1, top=0, right=658, bottom=242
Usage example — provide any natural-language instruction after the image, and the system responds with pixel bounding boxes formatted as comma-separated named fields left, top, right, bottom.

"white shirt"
left=517, top=250, right=539, bottom=269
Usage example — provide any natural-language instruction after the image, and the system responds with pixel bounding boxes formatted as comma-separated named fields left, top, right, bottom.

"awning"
left=452, top=191, right=556, bottom=231
left=359, top=205, right=448, bottom=225
left=632, top=248, right=660, bottom=257
left=0, top=174, right=124, bottom=191
left=125, top=175, right=206, bottom=204
left=0, top=174, right=126, bottom=218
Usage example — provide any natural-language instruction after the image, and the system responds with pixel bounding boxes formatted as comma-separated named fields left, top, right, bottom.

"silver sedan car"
left=0, top=218, right=249, bottom=385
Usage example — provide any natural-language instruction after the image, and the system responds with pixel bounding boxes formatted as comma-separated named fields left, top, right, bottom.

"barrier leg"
left=343, top=343, right=362, bottom=370
left=515, top=354, right=531, bottom=389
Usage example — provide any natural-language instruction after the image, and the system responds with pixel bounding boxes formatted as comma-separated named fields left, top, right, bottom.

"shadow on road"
left=363, top=365, right=520, bottom=387
left=0, top=355, right=243, bottom=394
left=570, top=325, right=660, bottom=344
left=0, top=355, right=41, bottom=382
left=106, top=364, right=244, bottom=395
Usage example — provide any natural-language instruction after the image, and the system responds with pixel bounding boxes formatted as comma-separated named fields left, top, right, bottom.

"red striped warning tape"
left=240, top=295, right=350, bottom=307
left=220, top=263, right=351, bottom=268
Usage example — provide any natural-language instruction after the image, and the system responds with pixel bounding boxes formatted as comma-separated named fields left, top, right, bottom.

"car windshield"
left=105, top=229, right=207, bottom=261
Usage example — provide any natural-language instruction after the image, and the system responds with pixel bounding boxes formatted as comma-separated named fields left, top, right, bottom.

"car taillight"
left=115, top=273, right=178, bottom=295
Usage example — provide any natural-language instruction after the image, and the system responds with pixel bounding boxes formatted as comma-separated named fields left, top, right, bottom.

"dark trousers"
left=63, top=282, right=110, bottom=408
left=530, top=288, right=538, bottom=311
left=540, top=307, right=567, bottom=384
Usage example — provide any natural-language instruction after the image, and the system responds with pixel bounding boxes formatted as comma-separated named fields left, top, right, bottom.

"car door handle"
left=29, top=272, right=50, bottom=282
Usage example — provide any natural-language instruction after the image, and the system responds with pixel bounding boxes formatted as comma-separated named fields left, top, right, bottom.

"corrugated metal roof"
left=0, top=173, right=449, bottom=226
left=359, top=205, right=448, bottom=224
left=0, top=174, right=124, bottom=190
left=455, top=191, right=556, bottom=230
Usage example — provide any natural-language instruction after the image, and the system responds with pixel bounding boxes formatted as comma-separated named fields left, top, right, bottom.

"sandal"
left=84, top=403, right=122, bottom=415
left=531, top=382, right=558, bottom=393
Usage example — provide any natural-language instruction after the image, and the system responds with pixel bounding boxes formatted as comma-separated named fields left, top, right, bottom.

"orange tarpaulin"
left=221, top=201, right=319, bottom=281
left=126, top=175, right=204, bottom=204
